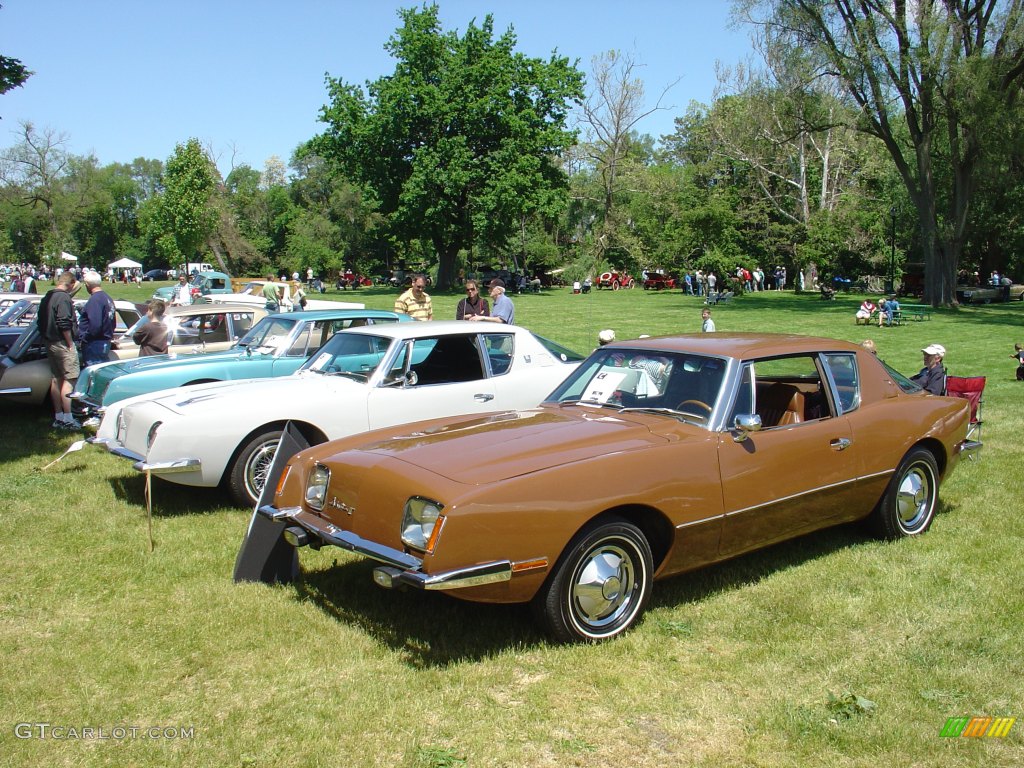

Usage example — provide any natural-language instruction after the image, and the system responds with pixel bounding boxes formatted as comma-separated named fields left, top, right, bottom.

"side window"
left=727, top=363, right=755, bottom=425
left=230, top=312, right=256, bottom=336
left=286, top=324, right=313, bottom=357
left=408, top=335, right=485, bottom=385
left=822, top=353, right=861, bottom=414
left=750, top=355, right=829, bottom=428
left=482, top=333, right=514, bottom=375
left=198, top=314, right=229, bottom=343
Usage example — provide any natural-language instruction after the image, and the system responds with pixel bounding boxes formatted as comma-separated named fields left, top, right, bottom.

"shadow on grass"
left=289, top=508, right=941, bottom=667
left=108, top=472, right=238, bottom=517
left=294, top=560, right=542, bottom=667
left=1, top=408, right=98, bottom=467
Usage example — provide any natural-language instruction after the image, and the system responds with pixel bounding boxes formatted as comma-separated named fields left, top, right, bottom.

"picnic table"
left=893, top=303, right=932, bottom=325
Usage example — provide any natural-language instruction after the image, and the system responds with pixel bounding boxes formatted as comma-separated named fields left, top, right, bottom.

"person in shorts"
left=37, top=271, right=82, bottom=429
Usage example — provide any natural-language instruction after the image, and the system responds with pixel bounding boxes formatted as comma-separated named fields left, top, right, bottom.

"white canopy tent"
left=61, top=251, right=78, bottom=262
left=108, top=257, right=143, bottom=270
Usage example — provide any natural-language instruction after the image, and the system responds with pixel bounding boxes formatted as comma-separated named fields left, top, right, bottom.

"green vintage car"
left=71, top=308, right=408, bottom=423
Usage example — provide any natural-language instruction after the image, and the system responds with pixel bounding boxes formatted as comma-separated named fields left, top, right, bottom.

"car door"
left=717, top=353, right=859, bottom=557
left=366, top=332, right=498, bottom=429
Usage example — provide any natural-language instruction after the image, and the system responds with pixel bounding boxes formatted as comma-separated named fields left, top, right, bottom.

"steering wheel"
left=676, top=399, right=712, bottom=420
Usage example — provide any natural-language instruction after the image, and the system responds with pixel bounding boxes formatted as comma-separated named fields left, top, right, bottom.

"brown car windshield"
left=547, top=349, right=727, bottom=423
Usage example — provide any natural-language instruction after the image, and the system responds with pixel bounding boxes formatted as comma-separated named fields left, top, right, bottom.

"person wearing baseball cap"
left=468, top=278, right=515, bottom=324
left=911, top=343, right=947, bottom=394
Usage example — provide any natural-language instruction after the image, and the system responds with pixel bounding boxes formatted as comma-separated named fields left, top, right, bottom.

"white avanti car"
left=91, top=321, right=584, bottom=508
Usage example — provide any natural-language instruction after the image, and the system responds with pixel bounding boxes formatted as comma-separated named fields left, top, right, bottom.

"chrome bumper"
left=259, top=504, right=512, bottom=591
left=87, top=437, right=202, bottom=475
left=956, top=439, right=983, bottom=460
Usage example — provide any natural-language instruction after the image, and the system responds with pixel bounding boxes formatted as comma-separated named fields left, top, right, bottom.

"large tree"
left=311, top=5, right=583, bottom=289
left=146, top=138, right=220, bottom=269
left=739, top=0, right=1024, bottom=305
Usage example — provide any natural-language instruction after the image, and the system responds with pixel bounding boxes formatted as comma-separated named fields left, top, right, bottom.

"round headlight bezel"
left=401, top=496, right=445, bottom=552
left=304, top=464, right=330, bottom=511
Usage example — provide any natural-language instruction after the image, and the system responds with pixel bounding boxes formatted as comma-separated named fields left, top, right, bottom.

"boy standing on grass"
left=1012, top=343, right=1024, bottom=381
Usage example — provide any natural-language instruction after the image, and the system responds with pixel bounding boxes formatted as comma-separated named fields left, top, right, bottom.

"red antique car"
left=597, top=270, right=636, bottom=290
left=643, top=272, right=677, bottom=290
left=259, top=334, right=979, bottom=643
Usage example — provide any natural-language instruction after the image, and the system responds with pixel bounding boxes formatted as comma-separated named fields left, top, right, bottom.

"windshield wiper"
left=323, top=370, right=367, bottom=381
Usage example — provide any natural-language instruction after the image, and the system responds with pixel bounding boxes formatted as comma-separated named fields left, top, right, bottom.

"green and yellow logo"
left=941, top=716, right=1016, bottom=738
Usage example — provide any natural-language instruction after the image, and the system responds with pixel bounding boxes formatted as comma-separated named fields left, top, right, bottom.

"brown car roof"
left=603, top=333, right=863, bottom=359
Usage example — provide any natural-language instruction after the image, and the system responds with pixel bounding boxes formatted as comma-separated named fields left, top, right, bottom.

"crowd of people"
left=675, top=266, right=792, bottom=297
left=394, top=273, right=516, bottom=325
left=12, top=257, right=1017, bottom=435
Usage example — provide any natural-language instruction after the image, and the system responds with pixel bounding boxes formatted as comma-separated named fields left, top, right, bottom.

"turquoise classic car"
left=71, top=308, right=408, bottom=423
left=152, top=270, right=233, bottom=302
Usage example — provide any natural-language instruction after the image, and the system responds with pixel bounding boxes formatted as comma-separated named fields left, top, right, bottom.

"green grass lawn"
left=2, top=284, right=1022, bottom=767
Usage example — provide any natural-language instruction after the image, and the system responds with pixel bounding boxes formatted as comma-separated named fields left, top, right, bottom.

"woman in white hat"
left=911, top=343, right=946, bottom=394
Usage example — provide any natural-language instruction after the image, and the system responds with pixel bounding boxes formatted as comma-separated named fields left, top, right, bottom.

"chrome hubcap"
left=896, top=465, right=933, bottom=530
left=571, top=543, right=636, bottom=630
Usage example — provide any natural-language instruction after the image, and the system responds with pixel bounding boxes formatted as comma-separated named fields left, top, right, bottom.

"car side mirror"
left=732, top=413, right=762, bottom=442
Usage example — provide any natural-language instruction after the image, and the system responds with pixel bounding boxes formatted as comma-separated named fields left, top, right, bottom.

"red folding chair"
left=944, top=375, right=985, bottom=458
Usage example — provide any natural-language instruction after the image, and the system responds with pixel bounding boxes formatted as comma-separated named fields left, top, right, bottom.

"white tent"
left=61, top=251, right=78, bottom=262
left=108, top=257, right=143, bottom=269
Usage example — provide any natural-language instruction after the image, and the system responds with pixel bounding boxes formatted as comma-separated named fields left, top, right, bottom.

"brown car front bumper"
left=258, top=504, right=513, bottom=591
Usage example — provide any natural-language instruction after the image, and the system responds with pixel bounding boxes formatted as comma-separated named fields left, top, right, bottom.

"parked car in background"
left=0, top=300, right=144, bottom=407
left=202, top=281, right=358, bottom=311
left=72, top=308, right=408, bottom=423
left=92, top=322, right=584, bottom=507
left=261, top=333, right=979, bottom=642
left=955, top=283, right=1024, bottom=303
left=597, top=270, right=636, bottom=290
left=0, top=296, right=46, bottom=355
left=642, top=272, right=677, bottom=290
left=113, top=302, right=266, bottom=358
left=152, top=270, right=233, bottom=302
left=0, top=292, right=32, bottom=313
left=143, top=269, right=170, bottom=281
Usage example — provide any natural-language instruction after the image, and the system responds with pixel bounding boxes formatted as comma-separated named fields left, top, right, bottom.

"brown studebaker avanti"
left=258, top=333, right=980, bottom=642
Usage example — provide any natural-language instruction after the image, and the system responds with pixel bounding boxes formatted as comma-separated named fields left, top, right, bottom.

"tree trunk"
left=434, top=239, right=459, bottom=291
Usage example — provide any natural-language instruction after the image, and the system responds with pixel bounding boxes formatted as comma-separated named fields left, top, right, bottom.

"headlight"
left=401, top=496, right=445, bottom=552
left=146, top=421, right=162, bottom=450
left=304, top=464, right=330, bottom=511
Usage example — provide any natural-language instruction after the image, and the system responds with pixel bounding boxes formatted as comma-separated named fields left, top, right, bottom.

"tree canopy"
left=738, top=0, right=1024, bottom=305
left=311, top=4, right=584, bottom=289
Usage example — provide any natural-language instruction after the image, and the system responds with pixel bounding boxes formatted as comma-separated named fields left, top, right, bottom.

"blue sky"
left=0, top=1, right=752, bottom=175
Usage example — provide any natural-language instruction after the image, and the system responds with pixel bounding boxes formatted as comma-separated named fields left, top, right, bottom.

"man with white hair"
left=78, top=270, right=117, bottom=367
left=468, top=278, right=515, bottom=324
left=911, top=343, right=947, bottom=395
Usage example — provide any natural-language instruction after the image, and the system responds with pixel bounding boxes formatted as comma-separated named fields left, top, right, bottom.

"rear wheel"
left=532, top=517, right=653, bottom=643
left=868, top=447, right=939, bottom=539
left=227, top=429, right=283, bottom=508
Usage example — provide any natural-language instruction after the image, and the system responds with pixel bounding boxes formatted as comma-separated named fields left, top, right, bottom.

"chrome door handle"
left=830, top=438, right=852, bottom=451
left=474, top=393, right=495, bottom=402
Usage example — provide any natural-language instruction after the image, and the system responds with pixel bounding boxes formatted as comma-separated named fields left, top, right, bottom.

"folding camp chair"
left=944, top=375, right=985, bottom=459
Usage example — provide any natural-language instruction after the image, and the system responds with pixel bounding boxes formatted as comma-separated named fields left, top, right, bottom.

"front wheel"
left=227, top=429, right=283, bottom=508
left=868, top=447, right=939, bottom=539
left=532, top=517, right=653, bottom=643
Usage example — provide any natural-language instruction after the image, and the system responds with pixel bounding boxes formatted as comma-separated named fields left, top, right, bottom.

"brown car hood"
left=351, top=407, right=678, bottom=485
